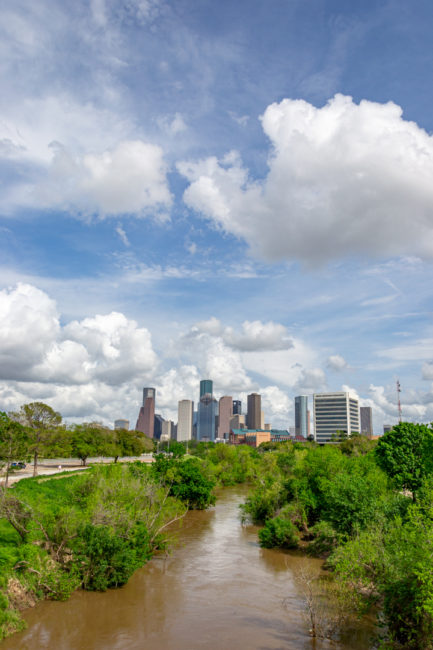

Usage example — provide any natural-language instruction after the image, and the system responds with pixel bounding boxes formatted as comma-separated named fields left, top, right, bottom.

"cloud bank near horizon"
left=0, top=282, right=428, bottom=430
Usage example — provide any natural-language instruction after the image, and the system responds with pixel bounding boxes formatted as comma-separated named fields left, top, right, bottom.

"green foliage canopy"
left=375, top=422, right=433, bottom=495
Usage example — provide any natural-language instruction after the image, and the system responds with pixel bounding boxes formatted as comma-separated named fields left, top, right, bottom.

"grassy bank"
left=0, top=456, right=216, bottom=641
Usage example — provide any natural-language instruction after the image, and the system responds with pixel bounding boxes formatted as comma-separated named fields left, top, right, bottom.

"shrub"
left=308, top=521, right=342, bottom=556
left=75, top=524, right=140, bottom=591
left=258, top=517, right=299, bottom=549
left=241, top=481, right=285, bottom=524
left=170, top=458, right=216, bottom=509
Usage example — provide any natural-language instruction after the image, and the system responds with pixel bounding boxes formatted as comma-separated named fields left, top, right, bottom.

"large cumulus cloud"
left=0, top=283, right=157, bottom=385
left=179, top=94, right=433, bottom=264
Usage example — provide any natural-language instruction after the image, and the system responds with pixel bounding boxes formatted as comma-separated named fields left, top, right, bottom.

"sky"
left=1, top=0, right=433, bottom=432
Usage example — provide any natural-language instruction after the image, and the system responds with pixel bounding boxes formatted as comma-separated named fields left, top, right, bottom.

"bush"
left=308, top=521, right=342, bottom=556
left=170, top=458, right=216, bottom=509
left=75, top=524, right=141, bottom=591
left=241, top=480, right=285, bottom=524
left=259, top=517, right=299, bottom=549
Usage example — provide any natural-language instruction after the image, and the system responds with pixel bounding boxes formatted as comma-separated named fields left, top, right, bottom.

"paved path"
left=0, top=454, right=154, bottom=487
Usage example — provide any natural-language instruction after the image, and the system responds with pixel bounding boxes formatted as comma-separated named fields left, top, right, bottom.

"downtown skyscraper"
left=247, top=393, right=261, bottom=430
left=177, top=399, right=194, bottom=441
left=197, top=379, right=218, bottom=441
left=360, top=406, right=373, bottom=436
left=217, top=396, right=233, bottom=439
left=136, top=387, right=156, bottom=438
left=295, top=395, right=309, bottom=438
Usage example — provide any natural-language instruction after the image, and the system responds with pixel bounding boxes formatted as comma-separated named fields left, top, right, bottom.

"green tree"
left=112, top=429, right=152, bottom=462
left=152, top=455, right=216, bottom=509
left=0, top=413, right=30, bottom=488
left=169, top=458, right=216, bottom=509
left=375, top=422, right=433, bottom=497
left=70, top=424, right=107, bottom=466
left=319, top=461, right=387, bottom=535
left=11, top=403, right=62, bottom=477
left=339, top=434, right=376, bottom=456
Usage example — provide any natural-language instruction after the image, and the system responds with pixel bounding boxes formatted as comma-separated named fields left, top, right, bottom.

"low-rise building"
left=229, top=428, right=271, bottom=447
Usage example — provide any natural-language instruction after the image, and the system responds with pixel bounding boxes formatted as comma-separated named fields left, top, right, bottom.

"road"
left=0, top=454, right=154, bottom=486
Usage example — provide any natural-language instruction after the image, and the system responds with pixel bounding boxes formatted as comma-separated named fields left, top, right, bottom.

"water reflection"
left=2, top=487, right=373, bottom=649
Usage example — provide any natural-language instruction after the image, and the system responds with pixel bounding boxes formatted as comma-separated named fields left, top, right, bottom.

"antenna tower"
left=396, top=379, right=402, bottom=423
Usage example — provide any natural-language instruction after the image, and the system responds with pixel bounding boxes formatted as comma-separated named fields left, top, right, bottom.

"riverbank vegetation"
left=3, top=403, right=433, bottom=648
left=0, top=455, right=216, bottom=641
left=241, top=423, right=433, bottom=648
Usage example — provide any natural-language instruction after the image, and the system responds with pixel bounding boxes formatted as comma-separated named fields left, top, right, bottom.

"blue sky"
left=1, top=0, right=433, bottom=431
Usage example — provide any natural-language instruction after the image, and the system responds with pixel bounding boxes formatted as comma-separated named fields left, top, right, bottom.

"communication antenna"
left=396, top=379, right=402, bottom=423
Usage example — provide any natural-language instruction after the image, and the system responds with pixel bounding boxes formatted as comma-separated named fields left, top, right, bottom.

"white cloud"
left=116, top=224, right=130, bottom=246
left=327, top=354, right=348, bottom=371
left=63, top=311, right=157, bottom=385
left=0, top=284, right=158, bottom=387
left=260, top=386, right=291, bottom=428
left=204, top=338, right=253, bottom=393
left=341, top=384, right=359, bottom=400
left=0, top=283, right=60, bottom=380
left=179, top=94, right=433, bottom=264
left=193, top=317, right=224, bottom=337
left=368, top=383, right=427, bottom=422
left=228, top=111, right=249, bottom=127
left=153, top=365, right=200, bottom=421
left=158, top=112, right=187, bottom=135
left=192, top=318, right=293, bottom=352
left=45, top=139, right=172, bottom=218
left=295, top=367, right=327, bottom=393
left=422, top=362, right=433, bottom=380
left=0, top=93, right=172, bottom=218
left=242, top=339, right=318, bottom=388
left=360, top=295, right=397, bottom=307
left=379, top=338, right=433, bottom=362
left=0, top=95, right=131, bottom=166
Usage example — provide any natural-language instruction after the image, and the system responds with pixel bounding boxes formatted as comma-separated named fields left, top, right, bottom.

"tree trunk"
left=5, top=462, right=10, bottom=488
left=33, top=450, right=38, bottom=477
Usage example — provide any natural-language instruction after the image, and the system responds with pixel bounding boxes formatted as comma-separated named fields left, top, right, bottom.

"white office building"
left=161, top=420, right=174, bottom=439
left=313, top=392, right=360, bottom=443
left=177, top=399, right=194, bottom=441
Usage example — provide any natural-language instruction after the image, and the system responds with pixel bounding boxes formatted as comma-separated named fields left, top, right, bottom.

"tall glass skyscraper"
left=295, top=395, right=308, bottom=438
left=198, top=380, right=217, bottom=441
left=232, top=400, right=242, bottom=415
left=200, top=379, right=213, bottom=398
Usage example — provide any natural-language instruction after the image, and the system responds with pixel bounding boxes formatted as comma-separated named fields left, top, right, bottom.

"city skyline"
left=126, top=380, right=383, bottom=440
left=1, top=1, right=433, bottom=432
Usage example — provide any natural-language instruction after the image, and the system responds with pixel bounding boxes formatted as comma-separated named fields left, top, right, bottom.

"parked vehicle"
left=10, top=462, right=26, bottom=469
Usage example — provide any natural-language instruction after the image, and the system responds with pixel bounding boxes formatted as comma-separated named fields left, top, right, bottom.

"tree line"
left=0, top=402, right=153, bottom=486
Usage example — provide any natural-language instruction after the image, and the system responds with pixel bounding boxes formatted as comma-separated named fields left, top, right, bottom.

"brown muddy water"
left=2, top=487, right=374, bottom=649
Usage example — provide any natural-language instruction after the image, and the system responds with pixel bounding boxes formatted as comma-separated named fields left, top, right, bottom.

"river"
left=2, top=487, right=374, bottom=649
